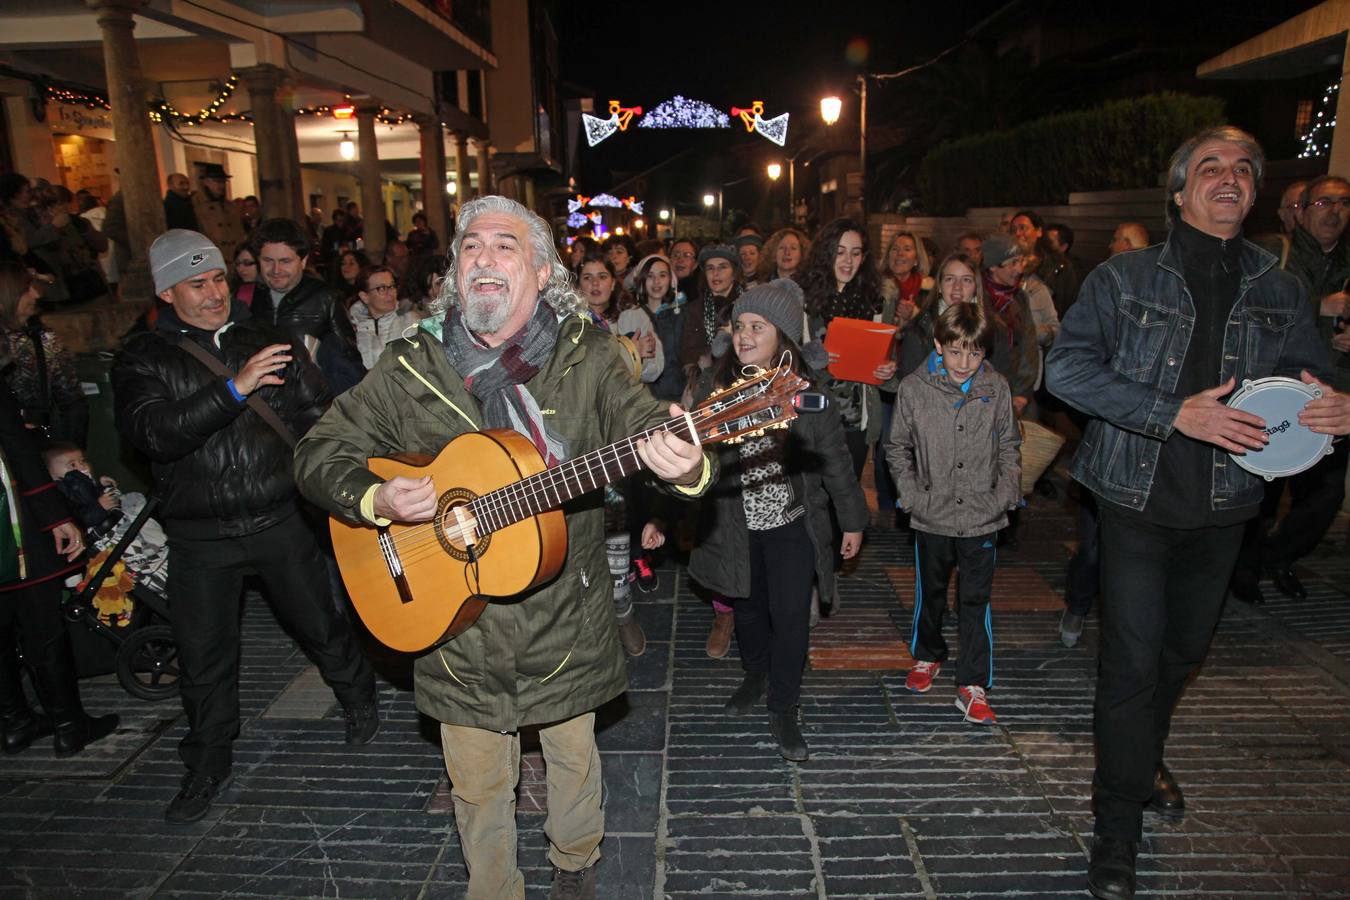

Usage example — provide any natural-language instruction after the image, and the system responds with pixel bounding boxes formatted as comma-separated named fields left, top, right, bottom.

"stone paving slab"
left=2, top=479, right=1349, bottom=897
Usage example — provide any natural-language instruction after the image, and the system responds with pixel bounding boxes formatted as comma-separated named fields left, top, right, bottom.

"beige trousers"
left=440, top=712, right=604, bottom=900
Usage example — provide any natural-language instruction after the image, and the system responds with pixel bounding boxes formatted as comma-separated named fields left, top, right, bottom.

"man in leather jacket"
left=112, top=229, right=377, bottom=825
left=1047, top=127, right=1350, bottom=900
left=248, top=217, right=342, bottom=357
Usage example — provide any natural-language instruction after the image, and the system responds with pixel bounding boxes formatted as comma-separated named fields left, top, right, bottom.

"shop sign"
left=47, top=103, right=116, bottom=140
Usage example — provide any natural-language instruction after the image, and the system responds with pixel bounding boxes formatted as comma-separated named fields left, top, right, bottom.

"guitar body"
left=330, top=428, right=567, bottom=653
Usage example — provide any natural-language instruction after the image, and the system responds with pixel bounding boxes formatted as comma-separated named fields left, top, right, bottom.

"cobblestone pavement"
left=2, top=472, right=1349, bottom=898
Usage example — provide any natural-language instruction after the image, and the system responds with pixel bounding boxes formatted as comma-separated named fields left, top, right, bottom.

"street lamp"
left=766, top=162, right=782, bottom=181
left=820, top=96, right=842, bottom=126
left=820, top=83, right=867, bottom=224
left=703, top=191, right=723, bottom=238
left=658, top=208, right=670, bottom=221
left=634, top=218, right=644, bottom=230
left=338, top=131, right=355, bottom=160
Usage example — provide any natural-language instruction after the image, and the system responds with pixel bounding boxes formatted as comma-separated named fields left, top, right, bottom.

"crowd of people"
left=1, top=125, right=1349, bottom=900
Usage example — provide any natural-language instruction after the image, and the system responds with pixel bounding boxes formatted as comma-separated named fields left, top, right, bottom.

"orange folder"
left=823, top=317, right=898, bottom=385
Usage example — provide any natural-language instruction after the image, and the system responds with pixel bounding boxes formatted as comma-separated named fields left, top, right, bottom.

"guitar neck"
left=468, top=414, right=695, bottom=536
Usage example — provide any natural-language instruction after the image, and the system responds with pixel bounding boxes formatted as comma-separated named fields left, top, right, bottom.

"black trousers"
left=167, top=512, right=375, bottom=777
left=0, top=578, right=65, bottom=657
left=911, top=530, right=997, bottom=688
left=1233, top=440, right=1348, bottom=585
left=1093, top=504, right=1244, bottom=840
left=1064, top=493, right=1100, bottom=616
left=733, top=519, right=817, bottom=712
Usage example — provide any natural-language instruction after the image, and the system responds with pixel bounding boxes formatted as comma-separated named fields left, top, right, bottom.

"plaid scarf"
left=982, top=273, right=1020, bottom=347
left=443, top=298, right=567, bottom=466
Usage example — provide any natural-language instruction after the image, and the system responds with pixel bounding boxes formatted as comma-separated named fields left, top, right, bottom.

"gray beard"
left=462, top=292, right=511, bottom=334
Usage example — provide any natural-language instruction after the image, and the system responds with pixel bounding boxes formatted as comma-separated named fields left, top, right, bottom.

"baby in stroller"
left=43, top=443, right=168, bottom=619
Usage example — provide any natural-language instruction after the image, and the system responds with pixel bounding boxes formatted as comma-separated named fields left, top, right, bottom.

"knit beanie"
left=149, top=229, right=226, bottom=294
left=980, top=233, right=1021, bottom=270
left=697, top=244, right=738, bottom=269
left=732, top=278, right=804, bottom=345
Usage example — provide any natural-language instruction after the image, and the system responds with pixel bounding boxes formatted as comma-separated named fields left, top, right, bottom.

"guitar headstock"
left=688, top=365, right=809, bottom=446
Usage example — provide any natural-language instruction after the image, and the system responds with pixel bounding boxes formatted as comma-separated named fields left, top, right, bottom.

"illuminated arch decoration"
left=582, top=99, right=644, bottom=147
left=638, top=95, right=730, bottom=130
left=569, top=194, right=645, bottom=216
left=731, top=101, right=790, bottom=147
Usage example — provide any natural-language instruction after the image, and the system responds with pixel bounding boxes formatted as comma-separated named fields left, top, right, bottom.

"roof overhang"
left=1198, top=1, right=1349, bottom=80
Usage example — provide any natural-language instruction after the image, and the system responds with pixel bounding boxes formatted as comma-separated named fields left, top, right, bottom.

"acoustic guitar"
left=331, top=364, right=808, bottom=652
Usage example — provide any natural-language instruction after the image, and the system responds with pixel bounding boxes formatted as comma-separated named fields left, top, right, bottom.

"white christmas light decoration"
left=638, top=96, right=730, bottom=129
left=1300, top=80, right=1340, bottom=159
left=589, top=193, right=624, bottom=208
left=582, top=99, right=643, bottom=146
left=567, top=212, right=588, bottom=229
left=732, top=101, right=790, bottom=146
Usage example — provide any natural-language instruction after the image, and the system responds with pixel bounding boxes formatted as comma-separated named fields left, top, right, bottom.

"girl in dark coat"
left=687, top=279, right=867, bottom=762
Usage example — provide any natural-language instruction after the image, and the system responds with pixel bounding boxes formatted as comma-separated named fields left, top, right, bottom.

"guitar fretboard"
left=467, top=415, right=695, bottom=536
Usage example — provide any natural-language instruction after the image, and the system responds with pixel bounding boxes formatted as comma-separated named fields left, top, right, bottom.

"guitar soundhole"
left=434, top=488, right=491, bottom=562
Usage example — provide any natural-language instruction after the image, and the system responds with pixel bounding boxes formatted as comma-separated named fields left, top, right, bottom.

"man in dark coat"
left=163, top=173, right=197, bottom=232
left=248, top=217, right=342, bottom=357
left=112, top=229, right=377, bottom=825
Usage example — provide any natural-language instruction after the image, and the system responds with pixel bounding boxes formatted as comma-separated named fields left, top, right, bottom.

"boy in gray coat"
left=887, top=302, right=1021, bottom=724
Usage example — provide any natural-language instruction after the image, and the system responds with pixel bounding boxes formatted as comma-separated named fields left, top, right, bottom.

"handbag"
left=174, top=337, right=297, bottom=448
left=1017, top=418, right=1065, bottom=496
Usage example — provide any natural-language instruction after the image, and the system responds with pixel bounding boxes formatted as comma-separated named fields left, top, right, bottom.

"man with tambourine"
left=1046, top=126, right=1350, bottom=900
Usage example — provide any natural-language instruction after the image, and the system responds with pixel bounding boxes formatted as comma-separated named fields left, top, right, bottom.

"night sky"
left=554, top=0, right=1325, bottom=213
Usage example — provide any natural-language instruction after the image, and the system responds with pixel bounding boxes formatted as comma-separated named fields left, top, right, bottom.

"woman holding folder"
left=798, top=218, right=897, bottom=479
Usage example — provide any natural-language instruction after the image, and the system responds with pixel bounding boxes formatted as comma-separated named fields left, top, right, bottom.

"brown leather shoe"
left=1147, top=763, right=1185, bottom=820
left=616, top=614, right=646, bottom=657
left=706, top=611, right=734, bottom=659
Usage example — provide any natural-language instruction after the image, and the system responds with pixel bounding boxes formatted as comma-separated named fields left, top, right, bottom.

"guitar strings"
left=374, top=375, right=785, bottom=566
left=381, top=411, right=700, bottom=561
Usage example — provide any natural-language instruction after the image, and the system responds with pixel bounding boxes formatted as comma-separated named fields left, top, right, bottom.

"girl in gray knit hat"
left=686, top=280, right=867, bottom=762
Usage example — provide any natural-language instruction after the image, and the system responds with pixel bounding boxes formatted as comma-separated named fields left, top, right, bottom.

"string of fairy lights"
left=1298, top=79, right=1340, bottom=160
left=46, top=73, right=416, bottom=128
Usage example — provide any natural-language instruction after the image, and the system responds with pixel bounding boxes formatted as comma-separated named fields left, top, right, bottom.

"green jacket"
left=294, top=313, right=710, bottom=731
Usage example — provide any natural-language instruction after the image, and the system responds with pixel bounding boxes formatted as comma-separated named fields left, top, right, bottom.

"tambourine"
left=1226, top=377, right=1334, bottom=480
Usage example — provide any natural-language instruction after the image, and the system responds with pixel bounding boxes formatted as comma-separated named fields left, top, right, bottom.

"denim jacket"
left=1045, top=231, right=1330, bottom=514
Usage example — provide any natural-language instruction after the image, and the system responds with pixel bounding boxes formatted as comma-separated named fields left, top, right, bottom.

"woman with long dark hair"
left=797, top=218, right=895, bottom=478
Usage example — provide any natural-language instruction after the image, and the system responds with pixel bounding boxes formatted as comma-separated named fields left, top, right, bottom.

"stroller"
left=62, top=496, right=179, bottom=701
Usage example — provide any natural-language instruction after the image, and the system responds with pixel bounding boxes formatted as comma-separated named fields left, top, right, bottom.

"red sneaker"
left=906, top=660, right=940, bottom=693
left=633, top=556, right=658, bottom=593
left=955, top=685, right=997, bottom=725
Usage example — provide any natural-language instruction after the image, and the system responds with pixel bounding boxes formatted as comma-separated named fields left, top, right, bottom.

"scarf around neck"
left=442, top=298, right=567, bottom=466
left=982, top=272, right=1020, bottom=346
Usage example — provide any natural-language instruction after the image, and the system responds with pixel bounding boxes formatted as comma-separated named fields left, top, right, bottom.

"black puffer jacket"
left=111, top=302, right=330, bottom=539
left=249, top=274, right=340, bottom=344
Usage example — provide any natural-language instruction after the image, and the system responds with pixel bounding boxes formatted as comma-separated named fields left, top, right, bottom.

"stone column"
left=1331, top=33, right=1350, bottom=193
left=356, top=109, right=386, bottom=259
left=415, top=115, right=451, bottom=251
left=475, top=138, right=492, bottom=198
left=240, top=64, right=290, bottom=222
left=86, top=0, right=165, bottom=302
left=454, top=132, right=471, bottom=203
left=279, top=91, right=305, bottom=224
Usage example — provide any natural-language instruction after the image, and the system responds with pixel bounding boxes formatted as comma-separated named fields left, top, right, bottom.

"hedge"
left=916, top=93, right=1226, bottom=215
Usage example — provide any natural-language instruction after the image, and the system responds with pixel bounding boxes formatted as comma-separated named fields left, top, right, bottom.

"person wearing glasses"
left=351, top=265, right=419, bottom=370
left=1230, top=174, right=1350, bottom=607
left=1277, top=180, right=1307, bottom=235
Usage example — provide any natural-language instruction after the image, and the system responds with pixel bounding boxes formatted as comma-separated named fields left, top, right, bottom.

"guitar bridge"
left=377, top=527, right=415, bottom=605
